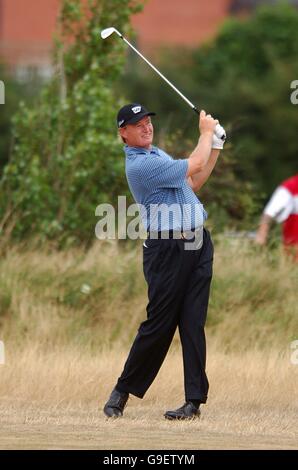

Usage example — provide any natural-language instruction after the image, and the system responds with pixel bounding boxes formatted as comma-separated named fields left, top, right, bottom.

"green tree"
left=0, top=0, right=142, bottom=246
left=191, top=3, right=298, bottom=195
left=0, top=64, right=28, bottom=174
left=122, top=3, right=298, bottom=226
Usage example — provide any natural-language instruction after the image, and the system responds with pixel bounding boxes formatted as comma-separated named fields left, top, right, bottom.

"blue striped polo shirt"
left=124, top=145, right=207, bottom=232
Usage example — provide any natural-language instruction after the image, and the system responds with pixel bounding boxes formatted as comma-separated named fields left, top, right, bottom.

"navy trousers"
left=116, top=228, right=213, bottom=403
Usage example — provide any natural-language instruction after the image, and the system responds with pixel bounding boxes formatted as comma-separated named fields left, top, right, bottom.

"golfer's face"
left=121, top=116, right=153, bottom=149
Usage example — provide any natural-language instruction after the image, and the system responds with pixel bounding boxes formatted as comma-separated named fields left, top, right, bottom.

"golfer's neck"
left=129, top=144, right=152, bottom=150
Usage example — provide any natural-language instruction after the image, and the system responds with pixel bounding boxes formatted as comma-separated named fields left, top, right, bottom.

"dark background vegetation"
left=0, top=1, right=297, bottom=246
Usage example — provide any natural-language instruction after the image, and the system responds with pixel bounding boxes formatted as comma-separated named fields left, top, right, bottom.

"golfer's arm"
left=188, top=149, right=220, bottom=192
left=186, top=132, right=213, bottom=178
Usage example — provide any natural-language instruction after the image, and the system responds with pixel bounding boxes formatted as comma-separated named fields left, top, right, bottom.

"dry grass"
left=209, top=236, right=298, bottom=349
left=0, top=239, right=297, bottom=448
left=0, top=238, right=297, bottom=350
left=0, top=342, right=297, bottom=449
left=0, top=241, right=145, bottom=348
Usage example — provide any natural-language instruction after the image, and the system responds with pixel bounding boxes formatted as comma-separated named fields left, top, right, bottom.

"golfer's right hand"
left=199, top=110, right=218, bottom=135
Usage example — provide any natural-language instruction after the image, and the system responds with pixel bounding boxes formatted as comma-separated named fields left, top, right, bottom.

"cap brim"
left=124, top=112, right=156, bottom=126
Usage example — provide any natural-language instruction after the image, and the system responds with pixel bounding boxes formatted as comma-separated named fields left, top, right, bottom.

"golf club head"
left=100, top=27, right=122, bottom=39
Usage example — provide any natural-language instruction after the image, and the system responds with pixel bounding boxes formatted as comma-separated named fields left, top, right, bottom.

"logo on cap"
left=118, top=119, right=125, bottom=126
left=132, top=106, right=141, bottom=114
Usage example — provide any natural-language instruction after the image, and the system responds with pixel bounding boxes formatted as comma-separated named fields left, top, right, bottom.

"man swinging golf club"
left=103, top=103, right=226, bottom=420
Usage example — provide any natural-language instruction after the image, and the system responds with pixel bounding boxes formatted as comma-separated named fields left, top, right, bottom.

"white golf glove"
left=212, top=124, right=226, bottom=149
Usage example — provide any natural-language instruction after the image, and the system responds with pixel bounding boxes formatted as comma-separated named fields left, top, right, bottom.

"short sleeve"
left=138, top=157, right=188, bottom=189
left=264, top=186, right=293, bottom=223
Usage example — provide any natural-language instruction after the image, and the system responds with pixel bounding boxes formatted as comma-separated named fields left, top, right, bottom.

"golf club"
left=100, top=27, right=226, bottom=141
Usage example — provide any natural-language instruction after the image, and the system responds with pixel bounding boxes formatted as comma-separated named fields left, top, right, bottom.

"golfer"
left=103, top=103, right=225, bottom=419
left=256, top=173, right=298, bottom=260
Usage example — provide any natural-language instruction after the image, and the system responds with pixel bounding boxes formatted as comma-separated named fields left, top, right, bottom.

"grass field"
left=0, top=238, right=297, bottom=449
left=0, top=237, right=297, bottom=350
left=0, top=344, right=297, bottom=449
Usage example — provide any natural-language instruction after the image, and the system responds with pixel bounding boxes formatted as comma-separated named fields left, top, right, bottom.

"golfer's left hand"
left=212, top=124, right=226, bottom=149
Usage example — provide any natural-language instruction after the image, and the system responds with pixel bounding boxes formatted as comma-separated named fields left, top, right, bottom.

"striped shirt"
left=124, top=145, right=207, bottom=232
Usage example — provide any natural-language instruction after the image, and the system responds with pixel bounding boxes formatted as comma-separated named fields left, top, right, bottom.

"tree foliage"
left=191, top=3, right=298, bottom=194
left=0, top=64, right=29, bottom=175
left=0, top=0, right=142, bottom=246
left=123, top=3, right=298, bottom=224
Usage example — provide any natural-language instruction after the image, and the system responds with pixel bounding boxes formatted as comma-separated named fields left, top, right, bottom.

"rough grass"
left=0, top=344, right=297, bottom=449
left=0, top=239, right=297, bottom=449
left=0, top=238, right=297, bottom=350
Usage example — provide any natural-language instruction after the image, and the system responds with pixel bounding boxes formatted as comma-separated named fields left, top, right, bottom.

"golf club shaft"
left=121, top=37, right=198, bottom=113
left=102, top=28, right=225, bottom=140
left=121, top=36, right=225, bottom=140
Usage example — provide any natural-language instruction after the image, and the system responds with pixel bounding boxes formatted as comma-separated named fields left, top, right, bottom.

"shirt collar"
left=124, top=145, right=159, bottom=157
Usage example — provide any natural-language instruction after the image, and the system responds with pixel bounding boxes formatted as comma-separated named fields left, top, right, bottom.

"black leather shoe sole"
left=103, top=405, right=123, bottom=418
left=164, top=402, right=201, bottom=420
left=164, top=411, right=200, bottom=420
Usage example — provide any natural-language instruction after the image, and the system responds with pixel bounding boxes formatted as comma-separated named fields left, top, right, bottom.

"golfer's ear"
left=118, top=128, right=126, bottom=143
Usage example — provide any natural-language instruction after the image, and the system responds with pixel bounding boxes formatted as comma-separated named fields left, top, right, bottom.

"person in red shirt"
left=256, top=174, right=298, bottom=260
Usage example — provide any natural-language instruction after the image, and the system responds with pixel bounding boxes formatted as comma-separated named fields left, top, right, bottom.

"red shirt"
left=281, top=174, right=298, bottom=245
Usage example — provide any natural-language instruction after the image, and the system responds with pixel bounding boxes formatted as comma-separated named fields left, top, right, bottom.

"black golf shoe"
left=164, top=401, right=201, bottom=420
left=103, top=387, right=129, bottom=418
